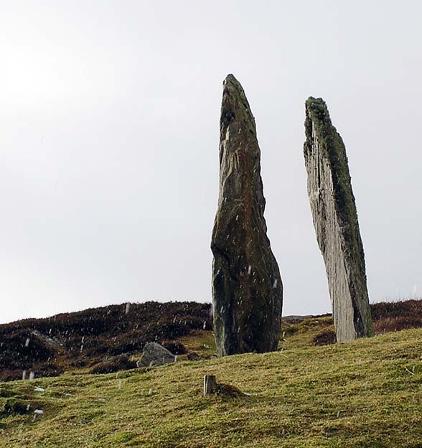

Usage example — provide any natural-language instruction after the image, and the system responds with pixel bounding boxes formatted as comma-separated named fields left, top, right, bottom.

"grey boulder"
left=137, top=342, right=176, bottom=367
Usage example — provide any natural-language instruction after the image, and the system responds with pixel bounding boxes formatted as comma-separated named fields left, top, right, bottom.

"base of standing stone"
left=203, top=374, right=244, bottom=397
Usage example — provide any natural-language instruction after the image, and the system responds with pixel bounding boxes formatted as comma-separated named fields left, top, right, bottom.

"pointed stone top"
left=222, top=74, right=246, bottom=99
left=223, top=73, right=240, bottom=85
left=306, top=96, right=325, bottom=105
left=305, top=97, right=332, bottom=127
left=220, top=74, right=254, bottom=131
left=304, top=96, right=351, bottom=193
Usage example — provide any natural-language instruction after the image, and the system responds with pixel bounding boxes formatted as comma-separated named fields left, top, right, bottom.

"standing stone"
left=211, top=74, right=283, bottom=356
left=304, top=97, right=373, bottom=342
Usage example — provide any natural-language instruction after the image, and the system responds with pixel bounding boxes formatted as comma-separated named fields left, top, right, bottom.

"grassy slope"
left=1, top=299, right=421, bottom=381
left=1, top=328, right=421, bottom=448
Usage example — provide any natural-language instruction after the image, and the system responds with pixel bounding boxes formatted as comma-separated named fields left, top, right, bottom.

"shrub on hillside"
left=161, top=341, right=188, bottom=355
left=0, top=330, right=55, bottom=369
left=89, top=355, right=137, bottom=374
left=1, top=398, right=31, bottom=416
left=313, top=329, right=337, bottom=346
left=371, top=299, right=422, bottom=332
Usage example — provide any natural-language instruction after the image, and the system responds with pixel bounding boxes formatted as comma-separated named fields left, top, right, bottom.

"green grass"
left=1, top=328, right=421, bottom=447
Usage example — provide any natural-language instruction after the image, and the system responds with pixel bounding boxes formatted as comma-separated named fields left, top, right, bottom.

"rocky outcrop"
left=211, top=74, right=283, bottom=356
left=136, top=342, right=176, bottom=367
left=304, top=97, right=373, bottom=342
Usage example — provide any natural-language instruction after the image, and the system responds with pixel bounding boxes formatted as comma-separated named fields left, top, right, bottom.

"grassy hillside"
left=1, top=327, right=421, bottom=447
left=1, top=299, right=421, bottom=381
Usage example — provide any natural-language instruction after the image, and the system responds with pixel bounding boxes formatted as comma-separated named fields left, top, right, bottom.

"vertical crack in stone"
left=304, top=97, right=373, bottom=342
left=211, top=74, right=283, bottom=356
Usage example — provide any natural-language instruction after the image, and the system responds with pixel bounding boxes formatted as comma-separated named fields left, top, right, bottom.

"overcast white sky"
left=1, top=1, right=421, bottom=323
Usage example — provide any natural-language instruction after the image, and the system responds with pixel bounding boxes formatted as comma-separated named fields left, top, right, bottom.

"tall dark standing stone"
left=211, top=75, right=283, bottom=356
left=304, top=97, right=373, bottom=342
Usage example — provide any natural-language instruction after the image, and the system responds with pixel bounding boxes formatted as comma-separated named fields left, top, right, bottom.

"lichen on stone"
left=304, top=97, right=373, bottom=342
left=211, top=75, right=283, bottom=355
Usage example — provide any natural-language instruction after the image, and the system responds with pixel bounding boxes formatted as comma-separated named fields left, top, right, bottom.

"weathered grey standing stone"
left=304, top=97, right=373, bottom=342
left=211, top=74, right=283, bottom=356
left=136, top=342, right=176, bottom=367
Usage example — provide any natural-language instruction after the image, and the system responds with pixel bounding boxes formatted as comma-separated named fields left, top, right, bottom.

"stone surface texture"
left=304, top=97, right=373, bottom=342
left=211, top=74, right=283, bottom=356
left=136, top=342, right=176, bottom=367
